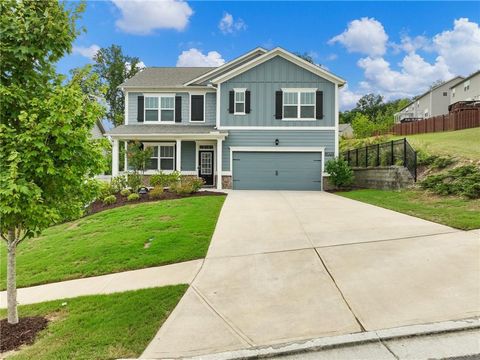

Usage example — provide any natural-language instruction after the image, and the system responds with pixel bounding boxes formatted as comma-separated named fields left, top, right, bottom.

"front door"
left=198, top=151, right=214, bottom=186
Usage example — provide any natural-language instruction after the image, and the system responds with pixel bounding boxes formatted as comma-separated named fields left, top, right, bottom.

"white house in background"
left=394, top=76, right=464, bottom=123
left=91, top=119, right=106, bottom=140
left=450, top=70, right=480, bottom=104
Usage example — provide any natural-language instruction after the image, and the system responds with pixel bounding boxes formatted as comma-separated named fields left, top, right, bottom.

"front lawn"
left=0, top=196, right=225, bottom=289
left=337, top=189, right=480, bottom=230
left=1, top=285, right=187, bottom=360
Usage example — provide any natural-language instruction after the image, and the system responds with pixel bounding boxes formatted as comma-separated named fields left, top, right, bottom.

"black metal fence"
left=343, top=138, right=417, bottom=181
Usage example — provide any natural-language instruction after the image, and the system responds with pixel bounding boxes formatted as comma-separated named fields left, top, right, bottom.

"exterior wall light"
left=275, top=139, right=280, bottom=146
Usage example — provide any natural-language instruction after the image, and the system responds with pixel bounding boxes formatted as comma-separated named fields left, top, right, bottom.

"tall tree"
left=356, top=93, right=384, bottom=121
left=0, top=0, right=107, bottom=324
left=93, top=45, right=143, bottom=126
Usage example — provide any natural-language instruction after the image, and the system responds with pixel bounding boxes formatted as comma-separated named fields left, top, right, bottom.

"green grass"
left=1, top=285, right=187, bottom=360
left=337, top=189, right=480, bottom=230
left=0, top=196, right=225, bottom=289
left=393, top=128, right=480, bottom=161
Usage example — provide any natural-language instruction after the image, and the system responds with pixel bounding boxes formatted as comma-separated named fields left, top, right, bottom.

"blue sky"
left=60, top=1, right=480, bottom=110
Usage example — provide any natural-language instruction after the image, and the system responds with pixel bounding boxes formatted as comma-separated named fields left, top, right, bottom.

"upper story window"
left=452, top=88, right=456, bottom=97
left=145, top=95, right=175, bottom=122
left=283, top=90, right=315, bottom=119
left=234, top=89, right=246, bottom=115
left=464, top=80, right=470, bottom=91
left=443, top=92, right=448, bottom=96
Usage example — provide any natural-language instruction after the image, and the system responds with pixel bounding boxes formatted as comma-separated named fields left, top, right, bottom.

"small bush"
left=417, top=150, right=454, bottom=169
left=102, top=195, right=117, bottom=205
left=120, top=188, right=131, bottom=197
left=420, top=165, right=480, bottom=199
left=127, top=173, right=142, bottom=192
left=111, top=175, right=128, bottom=193
left=325, top=158, right=354, bottom=189
left=148, top=186, right=164, bottom=199
left=150, top=171, right=181, bottom=188
left=127, top=193, right=140, bottom=202
left=171, top=177, right=204, bottom=195
left=98, top=181, right=115, bottom=200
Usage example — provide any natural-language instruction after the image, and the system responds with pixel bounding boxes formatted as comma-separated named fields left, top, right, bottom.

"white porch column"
left=124, top=141, right=128, bottom=172
left=112, top=139, right=119, bottom=177
left=176, top=139, right=181, bottom=172
left=216, top=139, right=223, bottom=189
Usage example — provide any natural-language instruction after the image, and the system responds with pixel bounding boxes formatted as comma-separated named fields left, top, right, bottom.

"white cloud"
left=339, top=84, right=362, bottom=111
left=218, top=12, right=247, bottom=34
left=176, top=48, right=225, bottom=67
left=72, top=44, right=100, bottom=60
left=125, top=61, right=146, bottom=72
left=329, top=17, right=388, bottom=57
left=326, top=53, right=338, bottom=61
left=357, top=53, right=453, bottom=99
left=433, top=18, right=480, bottom=75
left=112, top=0, right=193, bottom=35
left=390, top=34, right=431, bottom=54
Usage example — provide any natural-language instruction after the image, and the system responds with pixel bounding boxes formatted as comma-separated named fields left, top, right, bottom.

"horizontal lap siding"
left=181, top=141, right=196, bottom=171
left=220, top=56, right=335, bottom=127
left=222, top=130, right=335, bottom=171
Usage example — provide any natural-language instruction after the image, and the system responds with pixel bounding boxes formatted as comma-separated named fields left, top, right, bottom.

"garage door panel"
left=233, top=152, right=322, bottom=190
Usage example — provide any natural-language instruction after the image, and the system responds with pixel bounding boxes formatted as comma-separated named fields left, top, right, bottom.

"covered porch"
left=107, top=125, right=228, bottom=189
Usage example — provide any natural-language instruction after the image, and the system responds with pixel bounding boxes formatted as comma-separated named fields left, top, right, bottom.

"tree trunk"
left=7, top=229, right=18, bottom=324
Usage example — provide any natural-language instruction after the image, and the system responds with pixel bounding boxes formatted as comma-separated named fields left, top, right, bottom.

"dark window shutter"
left=275, top=91, right=283, bottom=119
left=191, top=95, right=204, bottom=121
left=175, top=96, right=182, bottom=123
left=228, top=91, right=234, bottom=113
left=137, top=95, right=144, bottom=122
left=316, top=91, right=324, bottom=119
left=245, top=90, right=251, bottom=113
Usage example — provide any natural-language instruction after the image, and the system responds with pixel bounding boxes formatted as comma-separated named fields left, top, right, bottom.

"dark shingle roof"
left=121, top=67, right=215, bottom=88
left=106, top=124, right=225, bottom=136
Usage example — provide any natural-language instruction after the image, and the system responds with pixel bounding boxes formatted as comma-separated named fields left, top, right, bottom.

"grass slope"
left=338, top=189, right=480, bottom=230
left=1, top=285, right=187, bottom=360
left=394, top=128, right=480, bottom=161
left=0, top=196, right=225, bottom=289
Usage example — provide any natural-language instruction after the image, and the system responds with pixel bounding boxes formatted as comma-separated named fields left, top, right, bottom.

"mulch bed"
left=0, top=316, right=48, bottom=353
left=87, top=190, right=226, bottom=216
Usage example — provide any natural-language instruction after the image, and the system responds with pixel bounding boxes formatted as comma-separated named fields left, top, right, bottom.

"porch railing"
left=343, top=138, right=417, bottom=182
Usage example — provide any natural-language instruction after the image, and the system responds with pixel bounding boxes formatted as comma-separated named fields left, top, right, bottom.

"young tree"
left=93, top=45, right=143, bottom=126
left=0, top=0, right=107, bottom=324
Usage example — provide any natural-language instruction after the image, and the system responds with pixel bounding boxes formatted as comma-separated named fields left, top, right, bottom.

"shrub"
left=102, top=195, right=117, bottom=205
left=111, top=175, right=128, bottom=193
left=150, top=171, right=181, bottom=188
left=148, top=186, right=164, bottom=199
left=171, top=177, right=205, bottom=195
left=120, top=188, right=131, bottom=197
left=420, top=165, right=480, bottom=199
left=127, top=172, right=142, bottom=192
left=325, top=158, right=354, bottom=189
left=417, top=150, right=454, bottom=169
left=98, top=181, right=115, bottom=200
left=127, top=193, right=140, bottom=202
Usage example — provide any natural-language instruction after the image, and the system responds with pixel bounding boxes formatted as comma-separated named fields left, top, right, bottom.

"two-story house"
left=107, top=47, right=345, bottom=190
left=450, top=70, right=480, bottom=104
left=394, top=76, right=464, bottom=123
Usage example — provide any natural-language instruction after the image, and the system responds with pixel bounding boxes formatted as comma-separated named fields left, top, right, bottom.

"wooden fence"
left=392, top=106, right=480, bottom=136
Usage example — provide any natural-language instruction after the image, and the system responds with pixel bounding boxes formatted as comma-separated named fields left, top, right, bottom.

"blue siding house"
left=107, top=47, right=346, bottom=190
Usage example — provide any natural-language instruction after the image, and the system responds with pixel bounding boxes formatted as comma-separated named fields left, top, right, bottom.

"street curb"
left=183, top=318, right=480, bottom=360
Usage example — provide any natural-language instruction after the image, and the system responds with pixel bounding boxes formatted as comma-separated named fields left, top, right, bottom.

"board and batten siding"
left=219, top=56, right=336, bottom=127
left=221, top=130, right=336, bottom=171
left=127, top=92, right=216, bottom=125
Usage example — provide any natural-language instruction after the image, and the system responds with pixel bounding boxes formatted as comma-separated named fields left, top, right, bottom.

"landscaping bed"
left=0, top=316, right=48, bottom=353
left=0, top=286, right=187, bottom=360
left=88, top=189, right=225, bottom=215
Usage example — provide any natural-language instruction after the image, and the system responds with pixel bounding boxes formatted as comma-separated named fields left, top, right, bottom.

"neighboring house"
left=91, top=119, right=106, bottom=140
left=106, top=47, right=345, bottom=190
left=450, top=70, right=480, bottom=104
left=394, top=76, right=464, bottom=123
left=339, top=123, right=353, bottom=138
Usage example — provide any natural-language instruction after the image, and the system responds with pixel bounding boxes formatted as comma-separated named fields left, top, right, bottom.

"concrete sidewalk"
left=0, top=259, right=202, bottom=307
left=141, top=191, right=480, bottom=359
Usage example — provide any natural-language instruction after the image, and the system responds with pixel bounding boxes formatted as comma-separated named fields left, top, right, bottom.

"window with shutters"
left=145, top=144, right=175, bottom=171
left=144, top=95, right=175, bottom=122
left=282, top=89, right=316, bottom=120
left=234, top=89, right=246, bottom=115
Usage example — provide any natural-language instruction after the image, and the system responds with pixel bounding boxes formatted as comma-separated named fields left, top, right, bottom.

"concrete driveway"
left=141, top=191, right=480, bottom=358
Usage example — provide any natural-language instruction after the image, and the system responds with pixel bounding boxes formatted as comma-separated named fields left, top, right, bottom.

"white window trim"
left=144, top=93, right=175, bottom=124
left=143, top=142, right=176, bottom=171
left=189, top=92, right=206, bottom=123
left=281, top=88, right=317, bottom=121
left=195, top=140, right=217, bottom=179
left=233, top=88, right=246, bottom=115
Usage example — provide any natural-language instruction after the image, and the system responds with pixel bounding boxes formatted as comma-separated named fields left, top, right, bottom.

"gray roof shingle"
left=106, top=124, right=225, bottom=136
left=120, top=67, right=215, bottom=88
